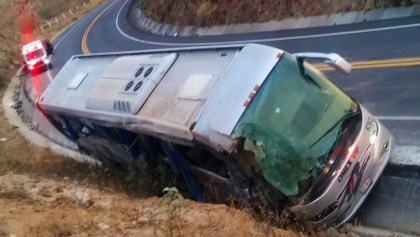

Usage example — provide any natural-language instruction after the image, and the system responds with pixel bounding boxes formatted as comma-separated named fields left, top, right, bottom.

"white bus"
left=37, top=44, right=393, bottom=226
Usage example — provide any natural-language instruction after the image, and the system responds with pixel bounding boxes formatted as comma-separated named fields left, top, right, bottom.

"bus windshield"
left=233, top=52, right=358, bottom=196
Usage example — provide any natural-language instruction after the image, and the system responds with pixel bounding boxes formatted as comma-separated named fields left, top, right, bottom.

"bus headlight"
left=366, top=118, right=378, bottom=144
left=44, top=59, right=50, bottom=64
left=369, top=134, right=377, bottom=144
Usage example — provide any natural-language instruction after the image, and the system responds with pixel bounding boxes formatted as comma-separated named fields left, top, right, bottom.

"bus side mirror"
left=324, top=53, right=352, bottom=75
left=293, top=52, right=352, bottom=75
left=42, top=39, right=54, bottom=55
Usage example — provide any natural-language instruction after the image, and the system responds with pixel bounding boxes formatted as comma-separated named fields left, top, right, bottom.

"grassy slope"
left=141, top=0, right=420, bottom=26
left=0, top=0, right=19, bottom=86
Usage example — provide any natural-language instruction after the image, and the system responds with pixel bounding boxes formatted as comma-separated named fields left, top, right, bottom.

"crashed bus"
left=37, top=44, right=393, bottom=226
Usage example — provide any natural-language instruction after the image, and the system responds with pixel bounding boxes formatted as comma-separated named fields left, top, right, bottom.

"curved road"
left=25, top=0, right=420, bottom=233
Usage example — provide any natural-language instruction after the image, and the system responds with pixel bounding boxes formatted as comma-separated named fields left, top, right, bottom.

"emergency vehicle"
left=21, top=40, right=53, bottom=74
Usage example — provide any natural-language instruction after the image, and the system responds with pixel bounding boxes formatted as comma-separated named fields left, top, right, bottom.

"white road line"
left=116, top=0, right=420, bottom=46
left=46, top=70, right=53, bottom=82
left=376, top=116, right=420, bottom=121
left=115, top=0, right=147, bottom=43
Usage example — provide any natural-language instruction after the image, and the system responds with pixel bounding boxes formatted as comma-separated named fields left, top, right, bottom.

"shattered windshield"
left=233, top=53, right=357, bottom=196
left=24, top=49, right=44, bottom=61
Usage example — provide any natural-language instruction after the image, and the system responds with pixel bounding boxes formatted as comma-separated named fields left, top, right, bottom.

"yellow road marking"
left=79, top=2, right=420, bottom=71
left=352, top=61, right=420, bottom=69
left=348, top=57, right=420, bottom=66
left=82, top=0, right=117, bottom=55
left=314, top=56, right=420, bottom=71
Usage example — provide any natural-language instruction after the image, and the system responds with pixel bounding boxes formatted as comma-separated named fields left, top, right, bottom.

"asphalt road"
left=21, top=0, right=420, bottom=233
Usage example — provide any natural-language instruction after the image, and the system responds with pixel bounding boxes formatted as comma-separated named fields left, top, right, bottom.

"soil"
left=0, top=173, right=302, bottom=237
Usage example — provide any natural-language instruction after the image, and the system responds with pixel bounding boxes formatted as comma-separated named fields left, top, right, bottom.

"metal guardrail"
left=40, top=0, right=95, bottom=32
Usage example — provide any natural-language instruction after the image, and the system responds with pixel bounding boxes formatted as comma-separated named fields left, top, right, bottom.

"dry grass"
left=0, top=1, right=20, bottom=85
left=141, top=0, right=420, bottom=26
left=36, top=0, right=104, bottom=40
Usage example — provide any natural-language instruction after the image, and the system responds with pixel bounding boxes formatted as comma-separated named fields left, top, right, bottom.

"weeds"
left=162, top=187, right=185, bottom=237
left=162, top=187, right=185, bottom=212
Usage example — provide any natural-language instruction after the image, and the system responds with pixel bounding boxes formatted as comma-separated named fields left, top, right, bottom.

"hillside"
left=141, top=0, right=420, bottom=26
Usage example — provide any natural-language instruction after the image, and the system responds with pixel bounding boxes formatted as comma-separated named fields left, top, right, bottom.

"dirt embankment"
left=141, top=0, right=420, bottom=26
left=0, top=174, right=302, bottom=237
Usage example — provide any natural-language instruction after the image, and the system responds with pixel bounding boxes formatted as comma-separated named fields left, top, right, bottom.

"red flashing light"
left=347, top=145, right=359, bottom=162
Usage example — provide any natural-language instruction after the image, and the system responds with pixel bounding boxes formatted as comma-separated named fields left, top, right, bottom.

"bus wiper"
left=297, top=57, right=322, bottom=90
left=310, top=108, right=361, bottom=148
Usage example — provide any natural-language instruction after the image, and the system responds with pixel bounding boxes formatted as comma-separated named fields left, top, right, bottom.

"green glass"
left=233, top=53, right=357, bottom=196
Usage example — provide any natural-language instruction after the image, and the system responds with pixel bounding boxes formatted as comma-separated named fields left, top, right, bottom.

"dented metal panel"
left=193, top=44, right=283, bottom=152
